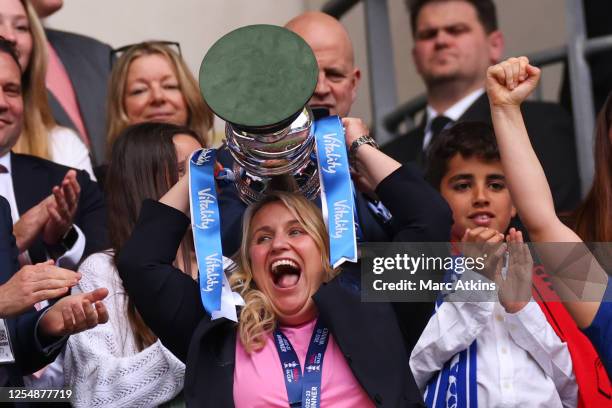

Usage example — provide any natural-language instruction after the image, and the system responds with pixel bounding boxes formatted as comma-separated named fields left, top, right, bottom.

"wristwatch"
left=349, top=135, right=379, bottom=167
left=60, top=226, right=79, bottom=251
left=47, top=226, right=79, bottom=258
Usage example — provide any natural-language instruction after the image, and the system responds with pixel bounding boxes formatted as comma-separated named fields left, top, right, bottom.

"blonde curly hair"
left=228, top=191, right=338, bottom=353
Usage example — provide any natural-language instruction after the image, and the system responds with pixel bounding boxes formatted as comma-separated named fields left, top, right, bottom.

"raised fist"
left=486, top=56, right=541, bottom=107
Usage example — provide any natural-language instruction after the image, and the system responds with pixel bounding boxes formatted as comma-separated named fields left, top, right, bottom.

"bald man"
left=286, top=11, right=361, bottom=117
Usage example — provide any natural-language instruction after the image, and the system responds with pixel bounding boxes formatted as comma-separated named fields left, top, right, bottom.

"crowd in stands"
left=0, top=0, right=610, bottom=407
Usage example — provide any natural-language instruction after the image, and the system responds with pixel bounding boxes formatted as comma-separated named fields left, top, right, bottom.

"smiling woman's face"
left=248, top=201, right=325, bottom=326
left=0, top=0, right=33, bottom=70
left=124, top=53, right=188, bottom=127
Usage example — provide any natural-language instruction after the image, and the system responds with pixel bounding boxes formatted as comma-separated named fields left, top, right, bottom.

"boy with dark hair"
left=425, top=121, right=515, bottom=240
left=410, top=120, right=578, bottom=407
left=426, top=122, right=501, bottom=198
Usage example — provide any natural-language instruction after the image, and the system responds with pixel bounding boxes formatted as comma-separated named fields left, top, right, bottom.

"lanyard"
left=189, top=148, right=223, bottom=313
left=273, top=319, right=330, bottom=408
left=314, top=116, right=358, bottom=268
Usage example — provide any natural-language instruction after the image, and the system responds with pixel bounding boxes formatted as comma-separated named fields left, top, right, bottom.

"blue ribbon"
left=189, top=148, right=223, bottom=313
left=314, top=116, right=358, bottom=268
left=273, top=319, right=330, bottom=408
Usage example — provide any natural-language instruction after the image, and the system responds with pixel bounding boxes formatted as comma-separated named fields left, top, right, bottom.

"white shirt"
left=422, top=88, right=485, bottom=149
left=0, top=152, right=20, bottom=225
left=48, top=126, right=96, bottom=181
left=410, top=288, right=578, bottom=407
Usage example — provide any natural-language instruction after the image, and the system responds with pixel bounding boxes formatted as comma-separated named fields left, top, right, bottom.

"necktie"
left=430, top=115, right=453, bottom=140
left=418, top=115, right=453, bottom=168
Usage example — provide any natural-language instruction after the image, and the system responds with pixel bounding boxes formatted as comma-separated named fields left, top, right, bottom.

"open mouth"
left=468, top=212, right=495, bottom=226
left=270, top=259, right=302, bottom=289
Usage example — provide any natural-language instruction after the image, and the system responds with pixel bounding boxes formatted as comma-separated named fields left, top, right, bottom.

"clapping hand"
left=0, top=260, right=80, bottom=318
left=13, top=196, right=53, bottom=252
left=42, top=170, right=80, bottom=246
left=461, top=227, right=506, bottom=281
left=40, top=287, right=109, bottom=337
left=462, top=227, right=533, bottom=313
left=497, top=228, right=533, bottom=313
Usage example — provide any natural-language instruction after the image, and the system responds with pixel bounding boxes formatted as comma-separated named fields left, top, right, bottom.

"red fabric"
left=532, top=266, right=612, bottom=408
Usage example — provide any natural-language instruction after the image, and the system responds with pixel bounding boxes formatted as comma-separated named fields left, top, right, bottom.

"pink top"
left=46, top=42, right=90, bottom=146
left=234, top=319, right=374, bottom=408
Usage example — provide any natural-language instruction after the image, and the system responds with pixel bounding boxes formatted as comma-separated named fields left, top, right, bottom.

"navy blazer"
left=382, top=93, right=581, bottom=212
left=118, top=165, right=452, bottom=407
left=46, top=29, right=112, bottom=166
left=0, top=197, right=63, bottom=387
left=10, top=153, right=109, bottom=264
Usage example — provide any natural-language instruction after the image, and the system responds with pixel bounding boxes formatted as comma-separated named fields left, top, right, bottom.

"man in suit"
left=32, top=0, right=112, bottom=166
left=382, top=0, right=581, bottom=212
left=0, top=195, right=110, bottom=391
left=0, top=37, right=108, bottom=269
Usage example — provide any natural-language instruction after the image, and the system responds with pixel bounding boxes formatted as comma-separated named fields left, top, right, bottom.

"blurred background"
left=45, top=0, right=567, bottom=128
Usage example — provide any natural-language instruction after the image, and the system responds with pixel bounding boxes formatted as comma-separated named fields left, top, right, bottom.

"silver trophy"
left=199, top=24, right=321, bottom=204
left=225, top=107, right=320, bottom=204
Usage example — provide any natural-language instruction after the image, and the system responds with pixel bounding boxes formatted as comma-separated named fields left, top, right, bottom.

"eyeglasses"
left=109, top=41, right=181, bottom=66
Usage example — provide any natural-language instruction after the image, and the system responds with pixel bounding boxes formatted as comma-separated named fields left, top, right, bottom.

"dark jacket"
left=382, top=93, right=581, bottom=212
left=118, top=165, right=452, bottom=407
left=46, top=29, right=112, bottom=166
left=10, top=152, right=109, bottom=263
left=0, top=196, right=65, bottom=389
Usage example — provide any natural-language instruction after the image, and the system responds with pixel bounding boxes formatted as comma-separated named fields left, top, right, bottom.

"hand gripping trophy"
left=191, top=25, right=357, bottom=318
left=199, top=24, right=324, bottom=204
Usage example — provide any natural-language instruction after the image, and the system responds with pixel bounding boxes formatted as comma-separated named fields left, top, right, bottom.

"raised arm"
left=486, top=57, right=607, bottom=328
left=159, top=171, right=190, bottom=215
left=486, top=57, right=579, bottom=243
left=342, top=117, right=401, bottom=190
left=343, top=117, right=452, bottom=242
left=117, top=198, right=204, bottom=362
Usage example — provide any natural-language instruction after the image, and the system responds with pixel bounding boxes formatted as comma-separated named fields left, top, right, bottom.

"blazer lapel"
left=314, top=273, right=412, bottom=405
left=47, top=90, right=77, bottom=133
left=413, top=112, right=435, bottom=168
left=186, top=317, right=236, bottom=407
left=10, top=154, right=50, bottom=216
left=458, top=93, right=491, bottom=123
left=11, top=153, right=52, bottom=263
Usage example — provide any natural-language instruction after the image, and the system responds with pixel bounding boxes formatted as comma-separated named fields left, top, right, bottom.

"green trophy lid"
left=199, top=24, right=318, bottom=128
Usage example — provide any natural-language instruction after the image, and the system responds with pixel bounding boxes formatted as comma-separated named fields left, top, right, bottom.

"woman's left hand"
left=342, top=117, right=369, bottom=147
left=342, top=118, right=377, bottom=195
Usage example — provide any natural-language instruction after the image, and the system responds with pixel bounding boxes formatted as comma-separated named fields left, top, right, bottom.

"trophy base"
left=233, top=160, right=320, bottom=205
